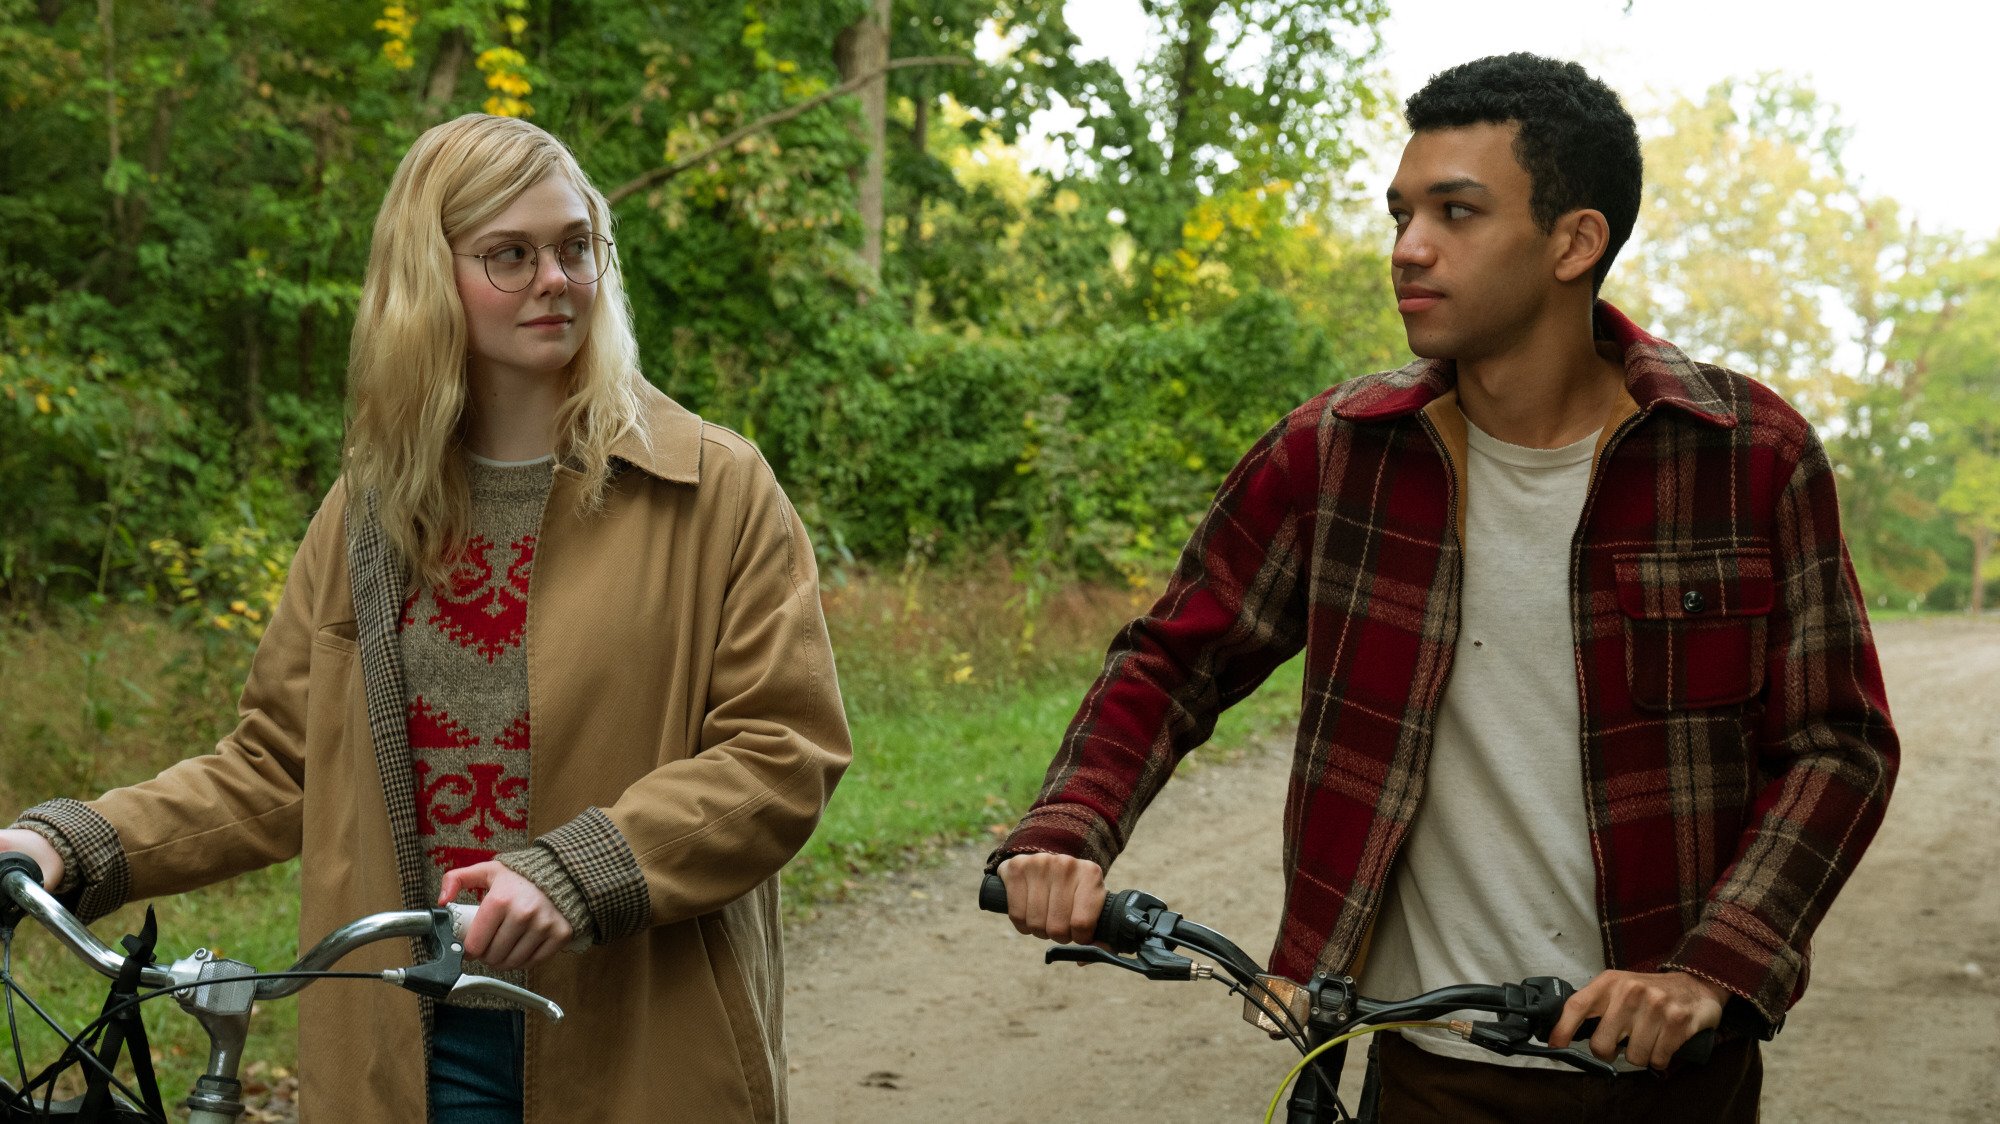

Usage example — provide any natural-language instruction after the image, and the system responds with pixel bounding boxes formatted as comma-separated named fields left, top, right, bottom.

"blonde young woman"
left=0, top=114, right=850, bottom=1122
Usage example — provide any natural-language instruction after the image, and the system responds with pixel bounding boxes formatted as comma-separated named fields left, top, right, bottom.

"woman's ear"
left=1553, top=209, right=1610, bottom=285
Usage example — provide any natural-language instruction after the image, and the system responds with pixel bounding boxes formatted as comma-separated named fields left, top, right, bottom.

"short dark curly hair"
left=1404, top=53, right=1642, bottom=293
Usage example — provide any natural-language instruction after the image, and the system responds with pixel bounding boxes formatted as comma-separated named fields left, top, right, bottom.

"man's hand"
left=1548, top=969, right=1727, bottom=1069
left=438, top=862, right=573, bottom=972
left=0, top=829, right=64, bottom=891
left=996, top=853, right=1106, bottom=944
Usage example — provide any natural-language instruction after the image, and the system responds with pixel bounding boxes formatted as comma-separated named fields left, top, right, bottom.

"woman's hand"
left=0, top=829, right=64, bottom=891
left=438, top=861, right=573, bottom=971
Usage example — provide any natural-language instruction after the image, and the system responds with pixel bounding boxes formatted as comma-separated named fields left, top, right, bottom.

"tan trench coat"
left=25, top=384, right=850, bottom=1121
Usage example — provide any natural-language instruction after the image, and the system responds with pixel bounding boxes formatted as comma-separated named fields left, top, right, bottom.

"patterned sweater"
left=399, top=455, right=590, bottom=998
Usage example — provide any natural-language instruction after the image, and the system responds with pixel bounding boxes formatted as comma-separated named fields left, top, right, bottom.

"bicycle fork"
left=1283, top=1032, right=1346, bottom=1124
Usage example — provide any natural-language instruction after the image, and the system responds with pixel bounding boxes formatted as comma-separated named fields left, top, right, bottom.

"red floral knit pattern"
left=399, top=462, right=550, bottom=905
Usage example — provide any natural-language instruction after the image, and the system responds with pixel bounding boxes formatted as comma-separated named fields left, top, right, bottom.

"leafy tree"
left=1919, top=245, right=2000, bottom=612
left=1618, top=77, right=1896, bottom=425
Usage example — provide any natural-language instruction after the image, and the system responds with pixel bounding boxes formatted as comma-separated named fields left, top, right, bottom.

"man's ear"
left=1552, top=209, right=1611, bottom=285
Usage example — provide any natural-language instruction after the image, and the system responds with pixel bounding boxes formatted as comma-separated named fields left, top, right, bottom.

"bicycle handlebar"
left=0, top=851, right=558, bottom=1019
left=977, top=871, right=1715, bottom=1069
left=0, top=854, right=173, bottom=990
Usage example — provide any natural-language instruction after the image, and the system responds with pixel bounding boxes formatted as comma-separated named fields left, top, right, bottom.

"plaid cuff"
left=496, top=843, right=597, bottom=951
left=1659, top=900, right=1803, bottom=1028
left=14, top=799, right=129, bottom=923
left=533, top=808, right=649, bottom=945
left=988, top=802, right=1123, bottom=874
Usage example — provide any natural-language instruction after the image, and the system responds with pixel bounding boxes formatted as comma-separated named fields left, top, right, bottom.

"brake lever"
left=392, top=907, right=466, bottom=999
left=449, top=975, right=564, bottom=1021
left=1463, top=1021, right=1618, bottom=1076
left=1045, top=937, right=1194, bottom=981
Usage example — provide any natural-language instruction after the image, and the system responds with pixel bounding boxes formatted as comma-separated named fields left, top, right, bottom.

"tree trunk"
left=242, top=301, right=264, bottom=434
left=297, top=298, right=317, bottom=397
left=1165, top=0, right=1220, bottom=195
left=424, top=29, right=470, bottom=118
left=903, top=88, right=929, bottom=319
left=1973, top=525, right=1991, bottom=616
left=835, top=0, right=892, bottom=273
left=1132, top=0, right=1219, bottom=291
left=98, top=0, right=123, bottom=236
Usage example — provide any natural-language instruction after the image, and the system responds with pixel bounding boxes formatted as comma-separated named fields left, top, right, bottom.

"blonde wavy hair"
left=345, top=113, right=644, bottom=587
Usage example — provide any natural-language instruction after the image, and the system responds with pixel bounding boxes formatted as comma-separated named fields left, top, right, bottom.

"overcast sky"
left=1057, top=0, right=1999, bottom=245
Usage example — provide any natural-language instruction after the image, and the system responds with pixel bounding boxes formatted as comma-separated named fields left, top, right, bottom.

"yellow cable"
left=1262, top=1021, right=1452, bottom=1124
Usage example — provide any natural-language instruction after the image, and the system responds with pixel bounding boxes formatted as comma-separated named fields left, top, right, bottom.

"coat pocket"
left=1614, top=548, right=1773, bottom=711
left=313, top=619, right=360, bottom=655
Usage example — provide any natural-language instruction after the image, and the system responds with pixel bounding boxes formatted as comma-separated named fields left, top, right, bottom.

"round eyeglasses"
left=453, top=232, right=614, bottom=292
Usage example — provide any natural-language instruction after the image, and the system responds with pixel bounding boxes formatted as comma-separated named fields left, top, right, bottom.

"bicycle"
left=0, top=852, right=562, bottom=1123
left=977, top=873, right=1715, bottom=1123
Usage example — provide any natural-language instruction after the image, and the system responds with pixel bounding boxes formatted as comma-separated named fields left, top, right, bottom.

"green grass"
left=784, top=652, right=1304, bottom=913
left=0, top=568, right=1308, bottom=1100
left=0, top=609, right=297, bottom=1102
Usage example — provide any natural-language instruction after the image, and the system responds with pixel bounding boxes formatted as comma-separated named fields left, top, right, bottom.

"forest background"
left=0, top=0, right=1995, bottom=1099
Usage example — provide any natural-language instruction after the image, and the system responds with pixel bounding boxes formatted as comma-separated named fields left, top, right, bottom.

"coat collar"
left=1331, top=300, right=1738, bottom=429
left=603, top=379, right=704, bottom=485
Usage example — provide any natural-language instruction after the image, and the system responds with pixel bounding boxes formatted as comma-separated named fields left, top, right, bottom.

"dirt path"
left=784, top=618, right=2000, bottom=1122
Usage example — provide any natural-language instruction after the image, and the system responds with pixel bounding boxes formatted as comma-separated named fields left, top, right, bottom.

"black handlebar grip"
left=978, top=872, right=1009, bottom=914
left=0, top=851, right=46, bottom=925
left=1676, top=1027, right=1716, bottom=1065
left=977, top=873, right=1127, bottom=948
left=1570, top=1018, right=1717, bottom=1067
left=0, top=851, right=44, bottom=891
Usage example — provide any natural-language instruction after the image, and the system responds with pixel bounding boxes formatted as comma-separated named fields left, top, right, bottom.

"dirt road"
left=784, top=618, right=2000, bottom=1122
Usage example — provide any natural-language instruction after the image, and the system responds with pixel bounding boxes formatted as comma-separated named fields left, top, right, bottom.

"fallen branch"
left=605, top=55, right=973, bottom=206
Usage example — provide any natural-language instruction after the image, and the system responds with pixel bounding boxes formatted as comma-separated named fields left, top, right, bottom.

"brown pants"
left=1374, top=1029, right=1761, bottom=1123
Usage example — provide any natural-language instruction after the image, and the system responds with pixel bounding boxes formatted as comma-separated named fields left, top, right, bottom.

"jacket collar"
left=1331, top=300, right=1737, bottom=429
left=603, top=379, right=704, bottom=485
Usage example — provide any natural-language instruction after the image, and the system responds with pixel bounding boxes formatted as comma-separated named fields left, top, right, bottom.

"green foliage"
left=0, top=0, right=1402, bottom=607
left=739, top=289, right=1371, bottom=579
left=0, top=299, right=194, bottom=601
left=1624, top=74, right=2000, bottom=611
left=6, top=2, right=1982, bottom=623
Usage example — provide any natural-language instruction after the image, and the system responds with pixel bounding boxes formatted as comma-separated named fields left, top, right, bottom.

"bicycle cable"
left=0, top=971, right=167, bottom=1124
left=5, top=926, right=28, bottom=1104
left=2, top=968, right=389, bottom=1124
left=64, top=969, right=385, bottom=1054
left=1207, top=974, right=1348, bottom=1112
left=1261, top=1020, right=1451, bottom=1124
left=1164, top=925, right=1343, bottom=1110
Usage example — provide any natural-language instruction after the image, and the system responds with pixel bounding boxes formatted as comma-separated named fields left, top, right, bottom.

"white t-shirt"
left=1357, top=417, right=1633, bottom=1070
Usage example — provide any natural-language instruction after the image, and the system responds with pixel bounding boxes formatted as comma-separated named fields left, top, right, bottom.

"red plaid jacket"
left=997, top=302, right=1897, bottom=1028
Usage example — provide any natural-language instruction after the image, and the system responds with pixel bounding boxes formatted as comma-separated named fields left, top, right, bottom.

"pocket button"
left=1682, top=589, right=1707, bottom=614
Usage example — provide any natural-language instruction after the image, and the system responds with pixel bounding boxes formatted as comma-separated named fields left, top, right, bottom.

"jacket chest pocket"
left=1614, top=548, right=1772, bottom=711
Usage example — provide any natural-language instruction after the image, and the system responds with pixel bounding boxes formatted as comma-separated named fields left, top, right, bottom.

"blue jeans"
left=429, top=1005, right=524, bottom=1124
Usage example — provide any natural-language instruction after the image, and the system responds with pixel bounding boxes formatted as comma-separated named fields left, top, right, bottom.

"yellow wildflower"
left=374, top=4, right=419, bottom=70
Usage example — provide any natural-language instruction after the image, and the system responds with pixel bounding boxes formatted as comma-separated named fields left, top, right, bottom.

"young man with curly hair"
left=990, top=54, right=1897, bottom=1121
